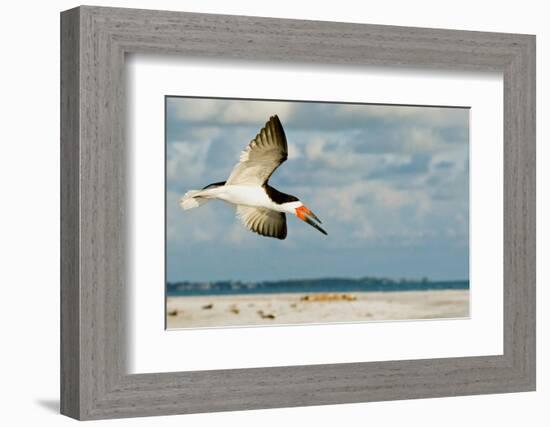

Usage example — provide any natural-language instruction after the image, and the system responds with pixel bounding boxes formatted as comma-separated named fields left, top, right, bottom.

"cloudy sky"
left=166, top=97, right=469, bottom=283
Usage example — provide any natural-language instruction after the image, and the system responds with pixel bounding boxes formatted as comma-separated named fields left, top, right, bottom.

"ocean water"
left=166, top=278, right=469, bottom=297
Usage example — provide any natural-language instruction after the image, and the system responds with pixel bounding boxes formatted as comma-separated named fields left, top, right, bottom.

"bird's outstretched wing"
left=236, top=205, right=287, bottom=240
left=226, top=115, right=288, bottom=186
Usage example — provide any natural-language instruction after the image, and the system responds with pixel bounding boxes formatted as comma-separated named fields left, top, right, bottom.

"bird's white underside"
left=184, top=185, right=300, bottom=214
left=179, top=185, right=302, bottom=239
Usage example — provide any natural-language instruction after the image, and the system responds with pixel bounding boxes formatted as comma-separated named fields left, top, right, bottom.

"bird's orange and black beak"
left=295, top=206, right=327, bottom=235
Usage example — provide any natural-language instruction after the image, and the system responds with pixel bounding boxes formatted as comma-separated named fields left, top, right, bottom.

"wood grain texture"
left=60, top=7, right=80, bottom=419
left=60, top=5, right=536, bottom=420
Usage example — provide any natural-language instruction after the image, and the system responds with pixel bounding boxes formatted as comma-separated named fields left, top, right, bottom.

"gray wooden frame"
left=60, top=5, right=536, bottom=420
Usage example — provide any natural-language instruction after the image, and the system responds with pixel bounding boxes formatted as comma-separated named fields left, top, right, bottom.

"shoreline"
left=166, top=289, right=469, bottom=329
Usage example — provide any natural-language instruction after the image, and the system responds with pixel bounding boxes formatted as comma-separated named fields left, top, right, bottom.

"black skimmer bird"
left=180, top=115, right=327, bottom=240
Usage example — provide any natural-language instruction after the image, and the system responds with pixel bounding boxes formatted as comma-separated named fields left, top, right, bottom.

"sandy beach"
left=166, top=289, right=469, bottom=329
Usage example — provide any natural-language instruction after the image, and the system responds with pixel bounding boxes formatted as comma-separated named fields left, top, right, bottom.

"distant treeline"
left=166, top=277, right=469, bottom=296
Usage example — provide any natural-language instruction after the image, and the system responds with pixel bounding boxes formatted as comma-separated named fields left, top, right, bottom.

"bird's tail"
left=179, top=190, right=209, bottom=210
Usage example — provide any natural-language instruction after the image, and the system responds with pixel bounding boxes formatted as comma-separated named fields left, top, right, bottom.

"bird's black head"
left=263, top=184, right=299, bottom=204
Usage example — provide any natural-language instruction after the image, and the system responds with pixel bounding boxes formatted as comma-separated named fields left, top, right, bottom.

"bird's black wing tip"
left=202, top=181, right=226, bottom=190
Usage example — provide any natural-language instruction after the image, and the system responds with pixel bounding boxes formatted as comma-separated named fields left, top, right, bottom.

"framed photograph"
left=164, top=97, right=470, bottom=330
left=61, top=6, right=535, bottom=420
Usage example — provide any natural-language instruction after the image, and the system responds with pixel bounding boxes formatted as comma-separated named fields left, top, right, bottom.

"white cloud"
left=167, top=98, right=223, bottom=122
left=304, top=136, right=326, bottom=161
left=287, top=142, right=302, bottom=160
left=222, top=102, right=294, bottom=124
left=168, top=97, right=295, bottom=125
left=300, top=134, right=417, bottom=180
left=404, top=127, right=442, bottom=153
left=307, top=179, right=434, bottom=247
left=335, top=104, right=468, bottom=128
left=429, top=145, right=468, bottom=173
